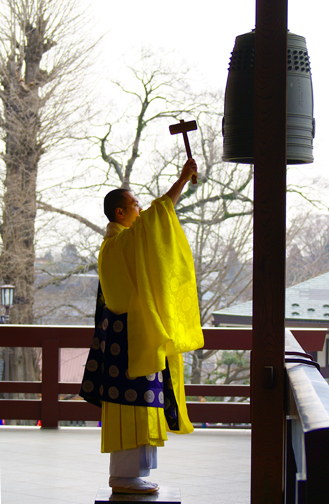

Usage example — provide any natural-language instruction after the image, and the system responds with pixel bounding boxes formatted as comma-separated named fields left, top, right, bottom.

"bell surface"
left=222, top=30, right=315, bottom=164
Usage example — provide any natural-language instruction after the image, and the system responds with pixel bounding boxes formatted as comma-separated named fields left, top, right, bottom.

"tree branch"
left=35, top=262, right=98, bottom=290
left=100, top=127, right=124, bottom=183
left=37, top=200, right=105, bottom=236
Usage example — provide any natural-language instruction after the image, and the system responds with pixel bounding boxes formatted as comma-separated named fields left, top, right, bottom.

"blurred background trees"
left=0, top=0, right=98, bottom=388
left=53, top=52, right=255, bottom=326
left=0, top=2, right=328, bottom=398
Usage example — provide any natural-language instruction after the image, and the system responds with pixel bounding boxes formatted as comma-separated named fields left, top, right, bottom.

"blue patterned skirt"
left=79, top=285, right=179, bottom=430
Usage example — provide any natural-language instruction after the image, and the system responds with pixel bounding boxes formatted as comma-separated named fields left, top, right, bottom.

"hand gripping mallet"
left=169, top=119, right=198, bottom=184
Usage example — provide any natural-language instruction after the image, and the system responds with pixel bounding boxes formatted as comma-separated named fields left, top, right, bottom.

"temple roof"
left=213, top=271, right=329, bottom=326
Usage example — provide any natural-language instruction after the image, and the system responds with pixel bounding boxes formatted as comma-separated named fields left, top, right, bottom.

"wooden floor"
left=0, top=426, right=251, bottom=504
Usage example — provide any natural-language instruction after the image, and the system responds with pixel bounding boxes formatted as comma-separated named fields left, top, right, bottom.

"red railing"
left=0, top=326, right=326, bottom=427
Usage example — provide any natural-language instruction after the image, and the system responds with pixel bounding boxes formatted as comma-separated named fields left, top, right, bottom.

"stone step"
left=95, top=486, right=181, bottom=504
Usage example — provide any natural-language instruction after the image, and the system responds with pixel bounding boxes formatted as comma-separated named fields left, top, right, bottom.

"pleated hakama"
left=101, top=402, right=168, bottom=453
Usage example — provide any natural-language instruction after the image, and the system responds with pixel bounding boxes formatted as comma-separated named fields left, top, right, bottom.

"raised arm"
left=165, top=159, right=198, bottom=206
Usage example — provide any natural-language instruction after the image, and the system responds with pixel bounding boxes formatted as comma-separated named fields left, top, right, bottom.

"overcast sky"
left=89, top=0, right=326, bottom=183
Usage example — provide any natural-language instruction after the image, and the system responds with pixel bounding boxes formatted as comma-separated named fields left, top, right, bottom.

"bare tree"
left=98, top=48, right=205, bottom=192
left=98, top=56, right=254, bottom=321
left=38, top=52, right=255, bottom=325
left=0, top=0, right=98, bottom=391
left=87, top=56, right=256, bottom=387
left=0, top=0, right=97, bottom=322
left=286, top=213, right=329, bottom=286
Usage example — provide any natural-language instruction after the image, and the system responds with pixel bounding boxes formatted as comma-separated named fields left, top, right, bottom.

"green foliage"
left=185, top=349, right=251, bottom=386
left=221, top=350, right=249, bottom=368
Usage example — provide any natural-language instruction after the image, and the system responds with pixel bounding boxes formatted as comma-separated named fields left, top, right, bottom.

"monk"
left=80, top=158, right=204, bottom=494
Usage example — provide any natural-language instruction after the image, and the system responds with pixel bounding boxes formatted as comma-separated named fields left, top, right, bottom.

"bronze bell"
left=222, top=30, right=315, bottom=164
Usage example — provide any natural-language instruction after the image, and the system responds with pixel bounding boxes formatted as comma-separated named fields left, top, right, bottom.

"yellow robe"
left=98, top=195, right=204, bottom=452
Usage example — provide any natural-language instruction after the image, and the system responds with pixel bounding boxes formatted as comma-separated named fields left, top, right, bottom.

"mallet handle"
left=181, top=122, right=197, bottom=185
left=183, top=131, right=192, bottom=159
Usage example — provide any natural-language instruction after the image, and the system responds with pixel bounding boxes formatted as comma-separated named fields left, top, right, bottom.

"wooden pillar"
left=41, top=338, right=60, bottom=428
left=251, top=0, right=287, bottom=502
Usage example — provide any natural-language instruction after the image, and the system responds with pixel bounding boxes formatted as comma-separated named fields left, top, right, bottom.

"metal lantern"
left=222, top=30, right=315, bottom=164
left=1, top=284, right=15, bottom=308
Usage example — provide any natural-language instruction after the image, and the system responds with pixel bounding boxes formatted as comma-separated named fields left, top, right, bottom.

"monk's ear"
left=115, top=207, right=124, bottom=221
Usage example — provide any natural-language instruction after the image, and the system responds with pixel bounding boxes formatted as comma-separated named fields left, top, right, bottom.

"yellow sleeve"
left=98, top=195, right=204, bottom=378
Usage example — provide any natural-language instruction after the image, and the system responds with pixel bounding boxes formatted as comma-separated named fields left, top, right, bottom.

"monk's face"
left=119, top=192, right=142, bottom=227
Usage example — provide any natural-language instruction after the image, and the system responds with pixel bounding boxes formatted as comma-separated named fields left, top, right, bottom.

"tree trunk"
left=1, top=21, right=44, bottom=323
left=191, top=348, right=203, bottom=384
left=0, top=8, right=46, bottom=412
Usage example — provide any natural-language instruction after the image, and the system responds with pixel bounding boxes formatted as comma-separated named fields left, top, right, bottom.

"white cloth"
left=110, top=446, right=157, bottom=477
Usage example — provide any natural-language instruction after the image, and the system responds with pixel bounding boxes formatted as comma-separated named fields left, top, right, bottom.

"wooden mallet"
left=169, top=119, right=198, bottom=184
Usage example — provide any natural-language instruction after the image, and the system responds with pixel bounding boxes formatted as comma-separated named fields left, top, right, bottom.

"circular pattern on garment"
left=170, top=277, right=179, bottom=292
left=101, top=341, right=106, bottom=353
left=125, top=369, right=136, bottom=380
left=86, top=359, right=98, bottom=372
left=182, top=296, right=192, bottom=312
left=109, top=365, right=119, bottom=378
left=108, top=387, right=119, bottom=399
left=125, top=389, right=138, bottom=402
left=158, top=371, right=163, bottom=383
left=144, top=390, right=155, bottom=403
left=99, top=385, right=104, bottom=396
left=110, top=343, right=120, bottom=356
left=82, top=380, right=94, bottom=393
left=113, top=320, right=124, bottom=333
left=102, top=318, right=109, bottom=330
left=178, top=323, right=186, bottom=337
left=146, top=373, right=156, bottom=381
left=158, top=391, right=164, bottom=404
left=165, top=397, right=171, bottom=410
left=101, top=362, right=105, bottom=374
left=91, top=337, right=100, bottom=350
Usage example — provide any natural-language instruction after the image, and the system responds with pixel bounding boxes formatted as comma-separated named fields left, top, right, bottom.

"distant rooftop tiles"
left=213, top=271, right=329, bottom=323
